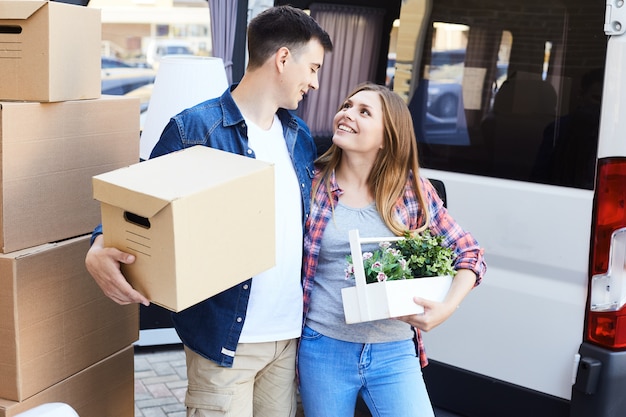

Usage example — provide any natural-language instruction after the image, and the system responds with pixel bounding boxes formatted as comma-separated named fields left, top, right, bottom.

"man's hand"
left=85, top=235, right=150, bottom=306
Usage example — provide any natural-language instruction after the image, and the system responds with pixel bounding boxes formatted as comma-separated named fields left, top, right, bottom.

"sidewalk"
left=134, top=345, right=187, bottom=417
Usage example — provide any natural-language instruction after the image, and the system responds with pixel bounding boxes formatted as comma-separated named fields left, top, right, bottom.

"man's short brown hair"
left=247, top=6, right=333, bottom=70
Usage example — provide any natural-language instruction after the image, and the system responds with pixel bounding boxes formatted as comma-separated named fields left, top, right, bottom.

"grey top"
left=306, top=202, right=415, bottom=343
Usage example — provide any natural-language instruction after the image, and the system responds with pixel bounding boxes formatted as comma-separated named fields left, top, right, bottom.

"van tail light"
left=588, top=158, right=626, bottom=349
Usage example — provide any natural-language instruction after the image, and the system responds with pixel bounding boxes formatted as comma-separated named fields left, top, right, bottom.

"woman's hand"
left=396, top=269, right=477, bottom=331
left=396, top=297, right=458, bottom=331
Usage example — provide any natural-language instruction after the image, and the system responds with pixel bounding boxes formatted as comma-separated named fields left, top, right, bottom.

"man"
left=85, top=6, right=332, bottom=417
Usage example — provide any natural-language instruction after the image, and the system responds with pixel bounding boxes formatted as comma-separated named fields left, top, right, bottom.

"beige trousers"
left=184, top=339, right=298, bottom=417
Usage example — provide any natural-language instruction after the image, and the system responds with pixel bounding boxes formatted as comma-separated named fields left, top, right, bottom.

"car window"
left=166, top=45, right=193, bottom=55
left=407, top=0, right=606, bottom=190
left=101, top=57, right=133, bottom=69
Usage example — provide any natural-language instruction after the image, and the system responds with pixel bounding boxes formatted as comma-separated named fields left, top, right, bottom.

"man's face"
left=279, top=39, right=325, bottom=110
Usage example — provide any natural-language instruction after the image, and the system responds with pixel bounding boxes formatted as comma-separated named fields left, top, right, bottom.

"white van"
left=391, top=0, right=626, bottom=415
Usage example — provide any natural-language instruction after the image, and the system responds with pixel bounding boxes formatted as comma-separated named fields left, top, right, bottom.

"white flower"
left=399, top=258, right=408, bottom=270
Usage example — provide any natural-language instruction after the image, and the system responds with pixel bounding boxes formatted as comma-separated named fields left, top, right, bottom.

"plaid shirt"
left=302, top=169, right=487, bottom=367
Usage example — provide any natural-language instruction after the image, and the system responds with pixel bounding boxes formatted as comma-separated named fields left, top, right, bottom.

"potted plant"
left=341, top=229, right=455, bottom=324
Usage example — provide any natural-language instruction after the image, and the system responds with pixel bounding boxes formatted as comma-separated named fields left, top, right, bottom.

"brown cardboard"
left=0, top=346, right=134, bottom=417
left=0, top=95, right=140, bottom=253
left=0, top=235, right=139, bottom=402
left=92, top=145, right=276, bottom=312
left=0, top=1, right=101, bottom=102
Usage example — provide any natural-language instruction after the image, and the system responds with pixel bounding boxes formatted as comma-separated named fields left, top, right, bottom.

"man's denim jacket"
left=92, top=86, right=316, bottom=367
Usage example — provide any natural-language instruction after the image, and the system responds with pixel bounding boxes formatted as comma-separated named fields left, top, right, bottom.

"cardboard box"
left=0, top=235, right=139, bottom=402
left=0, top=95, right=139, bottom=253
left=0, top=346, right=134, bottom=417
left=92, top=145, right=276, bottom=312
left=341, top=229, right=452, bottom=324
left=0, top=1, right=101, bottom=102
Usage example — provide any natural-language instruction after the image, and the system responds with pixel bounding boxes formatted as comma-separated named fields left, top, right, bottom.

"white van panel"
left=421, top=168, right=593, bottom=399
left=598, top=34, right=626, bottom=159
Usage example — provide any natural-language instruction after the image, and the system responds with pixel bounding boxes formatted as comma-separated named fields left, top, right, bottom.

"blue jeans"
left=297, top=325, right=435, bottom=417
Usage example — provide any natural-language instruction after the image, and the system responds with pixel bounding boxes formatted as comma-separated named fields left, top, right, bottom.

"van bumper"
left=571, top=342, right=626, bottom=417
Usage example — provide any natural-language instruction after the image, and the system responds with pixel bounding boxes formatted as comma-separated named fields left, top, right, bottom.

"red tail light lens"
left=588, top=310, right=626, bottom=349
left=592, top=159, right=626, bottom=275
left=587, top=158, right=626, bottom=349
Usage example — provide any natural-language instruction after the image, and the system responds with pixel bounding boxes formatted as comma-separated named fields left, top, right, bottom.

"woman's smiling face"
left=332, top=90, right=385, bottom=158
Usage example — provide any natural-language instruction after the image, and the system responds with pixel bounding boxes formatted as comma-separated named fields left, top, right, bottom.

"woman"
left=298, top=83, right=487, bottom=417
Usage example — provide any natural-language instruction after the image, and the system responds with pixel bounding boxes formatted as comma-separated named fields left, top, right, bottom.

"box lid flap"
left=92, top=146, right=273, bottom=217
left=0, top=1, right=46, bottom=20
left=92, top=177, right=171, bottom=218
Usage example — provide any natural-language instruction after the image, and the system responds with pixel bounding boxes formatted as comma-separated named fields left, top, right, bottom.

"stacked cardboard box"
left=0, top=2, right=140, bottom=416
left=0, top=1, right=101, bottom=102
left=0, top=347, right=135, bottom=417
left=0, top=236, right=139, bottom=404
left=0, top=96, right=142, bottom=253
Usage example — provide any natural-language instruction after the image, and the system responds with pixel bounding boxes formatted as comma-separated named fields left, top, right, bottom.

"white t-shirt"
left=239, top=114, right=304, bottom=343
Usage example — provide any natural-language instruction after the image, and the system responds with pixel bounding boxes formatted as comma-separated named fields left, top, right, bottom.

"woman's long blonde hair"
left=313, top=83, right=430, bottom=235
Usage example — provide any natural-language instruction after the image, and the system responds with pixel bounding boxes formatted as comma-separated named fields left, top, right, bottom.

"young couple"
left=85, top=5, right=486, bottom=417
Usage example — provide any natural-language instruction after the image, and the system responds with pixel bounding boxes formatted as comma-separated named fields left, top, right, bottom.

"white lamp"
left=139, top=56, right=229, bottom=160
left=14, top=403, right=79, bottom=417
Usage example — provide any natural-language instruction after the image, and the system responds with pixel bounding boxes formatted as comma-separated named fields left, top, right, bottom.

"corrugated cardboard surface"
left=0, top=95, right=140, bottom=253
left=0, top=235, right=139, bottom=402
left=93, top=145, right=276, bottom=312
left=0, top=1, right=101, bottom=102
left=0, top=346, right=134, bottom=417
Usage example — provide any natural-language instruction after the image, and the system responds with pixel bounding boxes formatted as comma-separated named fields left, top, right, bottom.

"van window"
left=407, top=0, right=606, bottom=190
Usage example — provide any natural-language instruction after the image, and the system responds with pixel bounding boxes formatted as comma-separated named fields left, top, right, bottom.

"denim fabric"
left=297, top=326, right=435, bottom=417
left=91, top=85, right=316, bottom=367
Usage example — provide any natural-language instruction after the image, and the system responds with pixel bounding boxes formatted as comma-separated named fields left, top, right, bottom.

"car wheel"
left=435, top=94, right=458, bottom=118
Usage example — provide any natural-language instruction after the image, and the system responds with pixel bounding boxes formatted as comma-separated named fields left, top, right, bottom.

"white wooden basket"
left=341, top=229, right=453, bottom=324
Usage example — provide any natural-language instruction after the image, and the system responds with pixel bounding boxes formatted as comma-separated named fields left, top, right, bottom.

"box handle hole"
left=124, top=211, right=151, bottom=229
left=0, top=25, right=22, bottom=34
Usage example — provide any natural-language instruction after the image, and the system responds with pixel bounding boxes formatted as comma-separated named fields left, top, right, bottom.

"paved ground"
left=133, top=344, right=459, bottom=417
left=134, top=345, right=187, bottom=417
